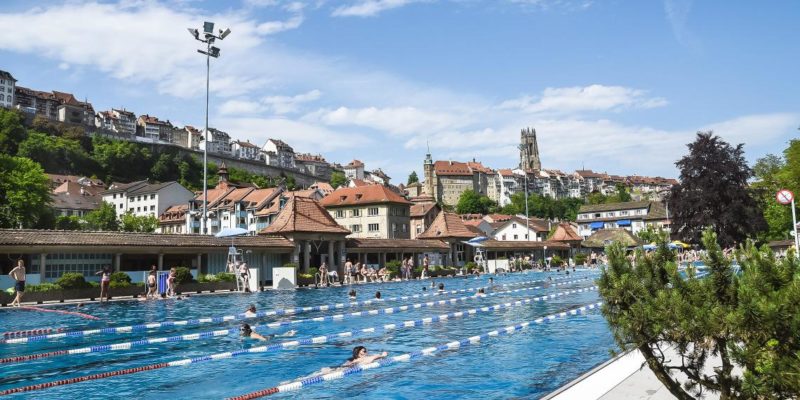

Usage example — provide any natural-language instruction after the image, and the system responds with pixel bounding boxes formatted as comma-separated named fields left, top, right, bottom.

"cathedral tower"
left=519, top=127, right=541, bottom=171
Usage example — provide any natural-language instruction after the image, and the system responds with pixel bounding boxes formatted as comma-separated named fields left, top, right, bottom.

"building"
left=136, top=114, right=173, bottom=142
left=263, top=139, right=295, bottom=169
left=102, top=181, right=194, bottom=219
left=295, top=153, right=331, bottom=178
left=320, top=185, right=412, bottom=239
left=45, top=174, right=104, bottom=190
left=51, top=181, right=103, bottom=217
left=409, top=201, right=440, bottom=239
left=232, top=140, right=261, bottom=160
left=14, top=87, right=94, bottom=125
left=496, top=169, right=520, bottom=206
left=206, top=128, right=232, bottom=155
left=0, top=70, right=16, bottom=108
left=519, top=127, right=541, bottom=171
left=417, top=212, right=476, bottom=267
left=422, top=153, right=495, bottom=207
left=158, top=204, right=188, bottom=234
left=367, top=168, right=391, bottom=186
left=576, top=201, right=669, bottom=238
left=490, top=215, right=549, bottom=241
left=184, top=125, right=204, bottom=150
left=343, top=159, right=365, bottom=180
left=95, top=108, right=137, bottom=137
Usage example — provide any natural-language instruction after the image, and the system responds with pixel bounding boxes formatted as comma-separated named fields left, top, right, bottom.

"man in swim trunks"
left=9, top=259, right=25, bottom=307
left=147, top=270, right=157, bottom=299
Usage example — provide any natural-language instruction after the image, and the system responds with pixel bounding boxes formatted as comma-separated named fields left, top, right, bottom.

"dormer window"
left=340, top=196, right=347, bottom=202
left=355, top=194, right=363, bottom=201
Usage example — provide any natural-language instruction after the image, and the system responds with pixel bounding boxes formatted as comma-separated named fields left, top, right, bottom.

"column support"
left=158, top=254, right=164, bottom=271
left=39, top=253, right=46, bottom=280
left=196, top=253, right=203, bottom=275
left=114, top=253, right=122, bottom=272
left=303, top=241, right=311, bottom=272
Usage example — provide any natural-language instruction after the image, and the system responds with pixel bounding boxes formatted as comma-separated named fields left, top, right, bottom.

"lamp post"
left=518, top=144, right=530, bottom=241
left=543, top=245, right=548, bottom=269
left=188, top=21, right=231, bottom=234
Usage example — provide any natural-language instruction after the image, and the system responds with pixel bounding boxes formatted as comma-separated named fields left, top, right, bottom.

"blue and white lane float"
left=0, top=295, right=600, bottom=396
left=0, top=280, right=595, bottom=364
left=1, top=272, right=596, bottom=345
left=228, top=301, right=605, bottom=399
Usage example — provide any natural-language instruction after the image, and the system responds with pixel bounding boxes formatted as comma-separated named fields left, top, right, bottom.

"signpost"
left=776, top=189, right=799, bottom=257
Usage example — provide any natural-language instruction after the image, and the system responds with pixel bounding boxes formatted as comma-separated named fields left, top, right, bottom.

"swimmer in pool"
left=438, top=283, right=444, bottom=292
left=342, top=346, right=388, bottom=367
left=240, top=323, right=296, bottom=341
left=348, top=289, right=356, bottom=300
left=245, top=304, right=257, bottom=317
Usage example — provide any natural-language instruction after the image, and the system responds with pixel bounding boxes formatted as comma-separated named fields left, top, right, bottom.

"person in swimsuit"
left=9, top=259, right=26, bottom=307
left=438, top=283, right=444, bottom=292
left=245, top=304, right=257, bottom=317
left=95, top=265, right=112, bottom=303
left=343, top=346, right=388, bottom=367
left=147, top=270, right=157, bottom=299
left=240, top=323, right=297, bottom=341
left=348, top=289, right=356, bottom=300
left=167, top=267, right=176, bottom=297
left=375, top=291, right=381, bottom=299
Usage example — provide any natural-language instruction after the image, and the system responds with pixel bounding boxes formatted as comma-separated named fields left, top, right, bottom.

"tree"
left=752, top=153, right=791, bottom=241
left=455, top=189, right=496, bottom=214
left=119, top=212, right=158, bottom=233
left=55, top=215, right=83, bottom=230
left=598, top=228, right=800, bottom=399
left=0, top=155, right=52, bottom=228
left=636, top=224, right=661, bottom=243
left=84, top=202, right=119, bottom=231
left=17, top=132, right=96, bottom=175
left=91, top=137, right=151, bottom=182
left=330, top=171, right=347, bottom=189
left=407, top=171, right=419, bottom=185
left=669, top=132, right=766, bottom=247
left=586, top=191, right=607, bottom=205
left=0, top=108, right=28, bottom=154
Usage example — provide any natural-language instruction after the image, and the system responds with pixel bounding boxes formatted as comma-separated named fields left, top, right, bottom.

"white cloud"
left=498, top=84, right=668, bottom=114
left=332, top=0, right=424, bottom=17
left=664, top=0, right=701, bottom=51
left=307, top=105, right=468, bottom=135
left=219, top=90, right=323, bottom=116
left=701, top=113, right=800, bottom=147
left=58, top=62, right=70, bottom=70
left=256, top=14, right=304, bottom=35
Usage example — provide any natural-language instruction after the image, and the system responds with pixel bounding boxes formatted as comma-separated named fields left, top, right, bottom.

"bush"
left=385, top=260, right=402, bottom=276
left=197, top=272, right=235, bottom=283
left=55, top=273, right=91, bottom=290
left=216, top=272, right=236, bottom=282
left=465, top=262, right=478, bottom=271
left=283, top=263, right=298, bottom=269
left=551, top=255, right=564, bottom=267
left=25, top=283, right=62, bottom=293
left=574, top=253, right=588, bottom=265
left=174, top=267, right=194, bottom=284
left=108, top=272, right=132, bottom=289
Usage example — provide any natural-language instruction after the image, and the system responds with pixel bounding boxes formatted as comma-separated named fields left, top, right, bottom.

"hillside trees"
left=0, top=155, right=52, bottom=228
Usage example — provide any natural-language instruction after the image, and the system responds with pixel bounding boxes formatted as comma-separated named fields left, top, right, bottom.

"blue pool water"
left=0, top=270, right=616, bottom=399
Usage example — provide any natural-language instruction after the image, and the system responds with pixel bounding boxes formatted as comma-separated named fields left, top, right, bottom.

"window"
left=368, top=207, right=379, bottom=216
left=351, top=224, right=362, bottom=232
left=513, top=234, right=518, bottom=240
left=606, top=212, right=614, bottom=217
left=129, top=208, right=134, bottom=212
left=512, top=223, right=517, bottom=228
left=402, top=224, right=407, bottom=232
left=137, top=207, right=141, bottom=212
left=0, top=94, right=4, bottom=102
left=119, top=204, right=123, bottom=209
left=113, top=194, right=116, bottom=199
left=416, top=225, right=422, bottom=234
left=620, top=210, right=629, bottom=216
left=595, top=213, right=601, bottom=218
left=351, top=209, right=361, bottom=217
left=335, top=210, right=344, bottom=218
left=150, top=205, right=155, bottom=211
left=151, top=194, right=155, bottom=200
left=368, top=223, right=379, bottom=232
left=392, top=223, right=397, bottom=232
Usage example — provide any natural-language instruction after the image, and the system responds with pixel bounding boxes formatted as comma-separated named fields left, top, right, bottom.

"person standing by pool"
left=238, top=262, right=251, bottom=292
left=9, top=259, right=26, bottom=307
left=343, top=346, right=388, bottom=367
left=422, top=256, right=429, bottom=279
left=146, top=270, right=157, bottom=299
left=95, top=265, right=112, bottom=303
left=406, top=256, right=415, bottom=280
left=167, top=267, right=177, bottom=297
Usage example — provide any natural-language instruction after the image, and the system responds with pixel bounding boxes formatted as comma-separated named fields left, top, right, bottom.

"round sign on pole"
left=776, top=189, right=794, bottom=205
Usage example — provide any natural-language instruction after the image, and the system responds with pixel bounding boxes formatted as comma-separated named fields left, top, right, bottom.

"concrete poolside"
left=545, top=347, right=726, bottom=400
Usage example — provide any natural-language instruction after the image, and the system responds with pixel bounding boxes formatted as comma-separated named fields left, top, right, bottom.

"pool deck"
left=544, top=347, right=723, bottom=400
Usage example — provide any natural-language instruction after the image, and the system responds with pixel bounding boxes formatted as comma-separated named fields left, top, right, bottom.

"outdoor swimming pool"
left=0, top=270, right=615, bottom=399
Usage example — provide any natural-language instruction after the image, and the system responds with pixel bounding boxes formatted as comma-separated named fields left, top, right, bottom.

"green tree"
left=612, top=184, right=632, bottom=202
left=17, top=132, right=96, bottom=175
left=598, top=228, right=800, bottom=399
left=84, top=202, right=119, bottom=231
left=0, top=108, right=28, bottom=154
left=0, top=155, right=52, bottom=228
left=407, top=171, right=419, bottom=185
left=586, top=191, right=607, bottom=205
left=55, top=215, right=83, bottom=230
left=752, top=153, right=791, bottom=241
left=455, top=189, right=496, bottom=214
left=119, top=212, right=159, bottom=233
left=636, top=224, right=661, bottom=243
left=330, top=171, right=347, bottom=189
left=91, top=137, right=152, bottom=182
left=669, top=132, right=766, bottom=246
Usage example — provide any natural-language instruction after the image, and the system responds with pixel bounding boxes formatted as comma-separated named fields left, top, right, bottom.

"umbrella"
left=215, top=227, right=249, bottom=238
left=464, top=236, right=490, bottom=247
left=642, top=244, right=657, bottom=250
left=671, top=240, right=691, bottom=249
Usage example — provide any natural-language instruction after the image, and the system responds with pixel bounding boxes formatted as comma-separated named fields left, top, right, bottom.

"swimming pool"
left=0, top=270, right=615, bottom=399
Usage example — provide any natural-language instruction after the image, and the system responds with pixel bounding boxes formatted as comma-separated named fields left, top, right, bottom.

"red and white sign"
left=776, top=189, right=794, bottom=205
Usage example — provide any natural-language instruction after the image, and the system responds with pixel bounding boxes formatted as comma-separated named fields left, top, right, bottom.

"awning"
left=616, top=220, right=631, bottom=227
left=590, top=222, right=604, bottom=229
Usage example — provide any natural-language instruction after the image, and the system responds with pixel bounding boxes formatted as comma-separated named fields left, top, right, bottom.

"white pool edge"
left=542, top=349, right=646, bottom=400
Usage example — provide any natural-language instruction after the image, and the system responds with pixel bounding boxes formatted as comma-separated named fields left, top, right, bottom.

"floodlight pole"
left=518, top=144, right=530, bottom=241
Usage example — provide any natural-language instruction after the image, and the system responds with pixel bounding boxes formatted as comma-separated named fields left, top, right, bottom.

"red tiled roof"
left=350, top=179, right=370, bottom=187
left=550, top=223, right=582, bottom=242
left=410, top=203, right=438, bottom=218
left=498, top=169, right=515, bottom=177
left=576, top=169, right=605, bottom=179
left=259, top=196, right=350, bottom=235
left=310, top=182, right=334, bottom=193
left=346, top=238, right=449, bottom=251
left=346, top=159, right=364, bottom=167
left=138, top=114, right=169, bottom=126
left=321, top=185, right=411, bottom=207
left=234, top=140, right=260, bottom=149
left=418, top=212, right=475, bottom=239
left=433, top=161, right=473, bottom=176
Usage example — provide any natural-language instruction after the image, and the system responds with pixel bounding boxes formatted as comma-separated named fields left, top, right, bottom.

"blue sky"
left=1, top=0, right=798, bottom=183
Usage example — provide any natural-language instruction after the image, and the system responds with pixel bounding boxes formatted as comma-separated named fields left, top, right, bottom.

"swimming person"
left=438, top=283, right=444, bottom=292
left=475, top=288, right=486, bottom=296
left=245, top=304, right=257, bottom=317
left=343, top=346, right=388, bottom=367
left=95, top=265, right=112, bottom=303
left=348, top=289, right=356, bottom=300
left=240, top=323, right=297, bottom=341
left=375, top=291, right=381, bottom=299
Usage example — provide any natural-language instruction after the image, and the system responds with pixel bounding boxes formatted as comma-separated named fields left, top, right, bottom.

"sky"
left=1, top=0, right=798, bottom=183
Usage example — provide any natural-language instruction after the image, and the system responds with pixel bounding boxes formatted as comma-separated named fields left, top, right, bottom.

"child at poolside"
left=167, top=267, right=177, bottom=297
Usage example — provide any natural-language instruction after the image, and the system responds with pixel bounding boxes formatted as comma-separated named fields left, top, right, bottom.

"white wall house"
left=491, top=217, right=546, bottom=241
left=0, top=70, right=17, bottom=108
left=576, top=201, right=670, bottom=238
left=344, top=160, right=365, bottom=180
left=102, top=181, right=194, bottom=219
left=232, top=140, right=261, bottom=160
left=263, top=139, right=295, bottom=168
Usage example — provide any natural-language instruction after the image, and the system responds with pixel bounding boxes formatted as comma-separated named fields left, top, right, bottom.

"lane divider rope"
left=19, top=306, right=100, bottom=321
left=0, top=288, right=598, bottom=395
left=2, top=272, right=596, bottom=345
left=0, top=279, right=593, bottom=364
left=227, top=301, right=605, bottom=399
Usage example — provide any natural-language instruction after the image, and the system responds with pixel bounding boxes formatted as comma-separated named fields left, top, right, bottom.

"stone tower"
left=423, top=146, right=434, bottom=197
left=519, top=127, right=541, bottom=171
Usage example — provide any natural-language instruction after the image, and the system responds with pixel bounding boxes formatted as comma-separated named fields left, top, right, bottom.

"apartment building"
left=321, top=185, right=412, bottom=239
